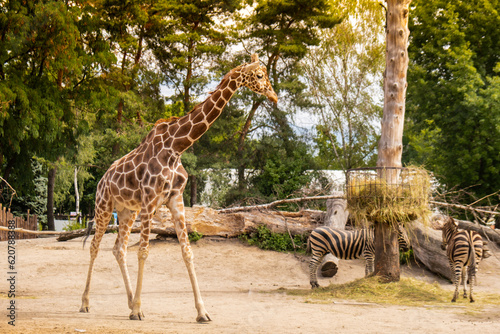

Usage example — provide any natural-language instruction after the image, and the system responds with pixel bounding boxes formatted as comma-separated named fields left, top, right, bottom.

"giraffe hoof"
left=79, top=306, right=90, bottom=313
left=196, top=313, right=211, bottom=323
left=129, top=311, right=145, bottom=320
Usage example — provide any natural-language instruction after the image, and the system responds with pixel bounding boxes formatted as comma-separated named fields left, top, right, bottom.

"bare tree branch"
left=217, top=195, right=345, bottom=213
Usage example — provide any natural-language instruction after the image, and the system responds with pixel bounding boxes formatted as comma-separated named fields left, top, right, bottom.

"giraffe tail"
left=82, top=219, right=95, bottom=249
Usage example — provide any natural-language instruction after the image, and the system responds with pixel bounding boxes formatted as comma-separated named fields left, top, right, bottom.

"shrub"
left=239, top=225, right=308, bottom=253
left=188, top=231, right=203, bottom=243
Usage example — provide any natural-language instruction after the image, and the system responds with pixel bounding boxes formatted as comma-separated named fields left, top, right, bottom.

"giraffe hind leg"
left=129, top=206, right=155, bottom=321
left=113, top=208, right=138, bottom=310
left=80, top=208, right=112, bottom=312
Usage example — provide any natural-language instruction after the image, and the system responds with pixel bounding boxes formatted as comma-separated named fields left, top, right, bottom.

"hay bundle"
left=346, top=167, right=431, bottom=227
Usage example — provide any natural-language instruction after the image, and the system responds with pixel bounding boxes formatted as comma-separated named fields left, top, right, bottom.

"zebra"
left=307, top=226, right=409, bottom=288
left=441, top=217, right=483, bottom=302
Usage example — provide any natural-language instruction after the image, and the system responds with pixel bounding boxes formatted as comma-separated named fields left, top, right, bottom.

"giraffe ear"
left=243, top=54, right=260, bottom=72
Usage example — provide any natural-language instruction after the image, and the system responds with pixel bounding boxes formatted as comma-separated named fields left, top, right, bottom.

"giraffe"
left=79, top=54, right=278, bottom=322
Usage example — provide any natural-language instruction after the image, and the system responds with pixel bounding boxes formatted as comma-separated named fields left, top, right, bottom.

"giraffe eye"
left=257, top=73, right=263, bottom=79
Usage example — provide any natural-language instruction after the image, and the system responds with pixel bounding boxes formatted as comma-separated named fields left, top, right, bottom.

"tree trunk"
left=190, top=175, right=197, bottom=207
left=325, top=195, right=348, bottom=229
left=74, top=167, right=79, bottom=215
left=373, top=222, right=400, bottom=281
left=320, top=194, right=348, bottom=278
left=373, top=0, right=412, bottom=282
left=112, top=99, right=124, bottom=156
left=237, top=101, right=261, bottom=191
left=409, top=220, right=452, bottom=280
left=46, top=167, right=56, bottom=231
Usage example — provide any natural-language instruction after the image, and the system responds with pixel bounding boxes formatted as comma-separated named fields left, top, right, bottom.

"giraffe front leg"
left=168, top=195, right=211, bottom=323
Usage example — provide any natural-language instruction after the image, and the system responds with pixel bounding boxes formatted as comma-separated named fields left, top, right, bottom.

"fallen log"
left=456, top=219, right=500, bottom=247
left=56, top=226, right=179, bottom=242
left=0, top=226, right=62, bottom=235
left=409, top=215, right=496, bottom=280
left=56, top=206, right=325, bottom=242
left=409, top=220, right=452, bottom=280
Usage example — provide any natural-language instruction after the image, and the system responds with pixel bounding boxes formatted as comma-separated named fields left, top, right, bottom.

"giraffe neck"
left=164, top=69, right=244, bottom=153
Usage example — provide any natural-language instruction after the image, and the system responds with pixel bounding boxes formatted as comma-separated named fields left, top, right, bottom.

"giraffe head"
left=240, top=54, right=278, bottom=103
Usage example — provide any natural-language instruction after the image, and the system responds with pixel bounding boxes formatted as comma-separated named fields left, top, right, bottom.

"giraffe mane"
left=208, top=66, right=240, bottom=94
left=154, top=116, right=179, bottom=126
left=153, top=63, right=246, bottom=128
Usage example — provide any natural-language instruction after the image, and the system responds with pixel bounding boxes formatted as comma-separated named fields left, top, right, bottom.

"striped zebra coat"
left=441, top=217, right=483, bottom=302
left=308, top=226, right=409, bottom=288
left=308, top=227, right=374, bottom=288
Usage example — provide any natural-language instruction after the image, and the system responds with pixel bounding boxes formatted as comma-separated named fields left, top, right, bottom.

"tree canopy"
left=1, top=0, right=498, bottom=219
left=406, top=0, right=500, bottom=201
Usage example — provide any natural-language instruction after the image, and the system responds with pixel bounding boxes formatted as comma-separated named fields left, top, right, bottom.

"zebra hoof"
left=310, top=282, right=320, bottom=289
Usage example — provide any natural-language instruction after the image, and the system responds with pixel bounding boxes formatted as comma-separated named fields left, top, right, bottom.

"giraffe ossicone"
left=79, top=54, right=277, bottom=322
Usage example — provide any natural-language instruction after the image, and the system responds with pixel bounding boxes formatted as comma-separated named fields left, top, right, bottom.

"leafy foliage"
left=239, top=225, right=308, bottom=253
left=188, top=231, right=204, bottom=243
left=303, top=0, right=385, bottom=171
left=406, top=0, right=500, bottom=200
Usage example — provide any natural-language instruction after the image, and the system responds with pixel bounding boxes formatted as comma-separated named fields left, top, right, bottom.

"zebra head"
left=441, top=217, right=459, bottom=250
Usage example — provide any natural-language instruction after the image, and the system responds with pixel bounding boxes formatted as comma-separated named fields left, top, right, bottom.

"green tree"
left=226, top=0, right=342, bottom=199
left=147, top=0, right=242, bottom=205
left=406, top=0, right=500, bottom=200
left=0, top=1, right=85, bottom=228
left=302, top=0, right=385, bottom=171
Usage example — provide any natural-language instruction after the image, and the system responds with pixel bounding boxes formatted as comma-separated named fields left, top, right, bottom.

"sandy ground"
left=1, top=233, right=500, bottom=334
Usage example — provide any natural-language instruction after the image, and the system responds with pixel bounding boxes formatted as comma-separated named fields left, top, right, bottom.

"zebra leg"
left=461, top=266, right=468, bottom=299
left=309, top=252, right=325, bottom=289
left=468, top=265, right=476, bottom=303
left=451, top=263, right=462, bottom=303
left=365, top=257, right=374, bottom=277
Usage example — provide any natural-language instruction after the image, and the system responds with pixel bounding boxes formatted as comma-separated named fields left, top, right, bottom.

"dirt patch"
left=1, top=234, right=500, bottom=333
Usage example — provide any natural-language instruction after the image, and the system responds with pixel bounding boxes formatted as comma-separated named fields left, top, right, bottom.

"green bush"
left=400, top=248, right=414, bottom=265
left=239, top=225, right=308, bottom=253
left=188, top=231, right=203, bottom=243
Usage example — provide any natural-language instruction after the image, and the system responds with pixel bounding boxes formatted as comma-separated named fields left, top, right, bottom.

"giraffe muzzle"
left=267, top=90, right=278, bottom=103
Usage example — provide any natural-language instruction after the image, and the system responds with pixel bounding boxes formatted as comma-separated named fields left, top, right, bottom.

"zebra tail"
left=467, top=232, right=477, bottom=276
left=306, top=236, right=311, bottom=254
left=82, top=219, right=95, bottom=249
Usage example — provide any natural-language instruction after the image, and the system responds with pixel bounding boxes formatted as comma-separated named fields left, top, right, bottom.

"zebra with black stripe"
left=441, top=217, right=483, bottom=302
left=308, top=227, right=374, bottom=288
left=308, top=226, right=409, bottom=288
